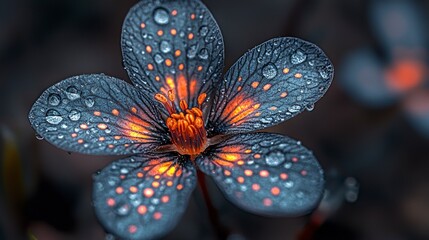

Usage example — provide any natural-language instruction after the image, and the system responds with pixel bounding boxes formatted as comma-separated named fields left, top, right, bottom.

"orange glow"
left=263, top=84, right=272, bottom=91
left=283, top=68, right=289, bottom=74
left=161, top=195, right=170, bottom=203
left=215, top=145, right=243, bottom=167
left=252, top=183, right=260, bottom=191
left=178, top=63, right=184, bottom=70
left=294, top=73, right=302, bottom=78
left=263, top=198, right=272, bottom=206
left=129, top=186, right=138, bottom=193
left=190, top=13, right=196, bottom=20
left=221, top=95, right=257, bottom=125
left=177, top=75, right=188, bottom=100
left=148, top=162, right=177, bottom=177
left=152, top=181, right=160, bottom=188
left=93, top=111, right=101, bottom=116
left=146, top=45, right=152, bottom=53
left=385, top=59, right=424, bottom=92
left=153, top=212, right=162, bottom=220
left=157, top=30, right=164, bottom=36
left=166, top=76, right=175, bottom=90
left=237, top=176, right=245, bottom=183
left=165, top=59, right=172, bottom=67
left=148, top=64, right=154, bottom=71
left=259, top=170, right=269, bottom=177
left=140, top=23, right=146, bottom=29
left=280, top=173, right=288, bottom=180
left=175, top=50, right=181, bottom=57
left=137, top=205, right=147, bottom=215
left=251, top=81, right=259, bottom=88
left=170, top=29, right=177, bottom=35
left=188, top=33, right=194, bottom=40
left=120, top=115, right=150, bottom=141
left=107, top=198, right=115, bottom=206
left=112, top=109, right=119, bottom=116
left=271, top=186, right=280, bottom=196
left=171, top=9, right=178, bottom=16
left=143, top=188, right=154, bottom=198
left=116, top=187, right=124, bottom=194
left=244, top=169, right=253, bottom=176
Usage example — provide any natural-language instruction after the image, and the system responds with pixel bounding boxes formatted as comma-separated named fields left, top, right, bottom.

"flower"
left=29, top=0, right=333, bottom=239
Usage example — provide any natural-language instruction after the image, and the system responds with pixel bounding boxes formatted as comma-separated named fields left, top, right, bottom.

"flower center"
left=155, top=90, right=208, bottom=156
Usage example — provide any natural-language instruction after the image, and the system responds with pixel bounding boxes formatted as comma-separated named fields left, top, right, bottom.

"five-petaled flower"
left=29, top=0, right=333, bottom=239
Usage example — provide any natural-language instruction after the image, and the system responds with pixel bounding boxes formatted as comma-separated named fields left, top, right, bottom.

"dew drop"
left=153, top=8, right=169, bottom=25
left=48, top=94, right=61, bottom=106
left=288, top=105, right=301, bottom=113
left=199, top=26, right=209, bottom=36
left=45, top=109, right=63, bottom=125
left=265, top=151, right=286, bottom=166
left=91, top=86, right=99, bottom=94
left=68, top=109, right=81, bottom=121
left=291, top=50, right=306, bottom=64
left=285, top=181, right=294, bottom=188
left=319, top=70, right=329, bottom=79
left=262, top=63, right=277, bottom=79
left=259, top=140, right=273, bottom=147
left=116, top=204, right=130, bottom=216
left=154, top=54, right=164, bottom=64
left=187, top=45, right=198, bottom=59
left=65, top=86, right=80, bottom=100
left=159, top=40, right=172, bottom=53
left=84, top=98, right=95, bottom=107
left=305, top=104, right=315, bottom=111
left=35, top=134, right=44, bottom=140
left=198, top=48, right=209, bottom=60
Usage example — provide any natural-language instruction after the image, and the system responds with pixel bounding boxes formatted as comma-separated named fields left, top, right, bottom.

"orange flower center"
left=155, top=91, right=208, bottom=156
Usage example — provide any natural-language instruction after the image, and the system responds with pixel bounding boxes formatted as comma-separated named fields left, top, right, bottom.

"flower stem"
left=196, top=170, right=228, bottom=239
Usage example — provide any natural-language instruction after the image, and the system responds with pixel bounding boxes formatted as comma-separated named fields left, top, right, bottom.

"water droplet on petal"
left=262, top=63, right=277, bottom=79
left=45, top=109, right=63, bottom=124
left=159, top=40, right=172, bottom=53
left=68, top=109, right=81, bottom=121
left=153, top=8, right=169, bottom=25
left=187, top=45, right=197, bottom=59
left=291, top=50, right=306, bottom=64
left=116, top=204, right=130, bottom=216
left=288, top=105, right=301, bottom=113
left=65, top=86, right=80, bottom=100
left=48, top=94, right=61, bottom=106
left=198, top=48, right=209, bottom=60
left=154, top=54, right=164, bottom=63
left=199, top=26, right=209, bottom=36
left=305, top=104, right=315, bottom=111
left=35, top=134, right=44, bottom=140
left=84, top=98, right=94, bottom=107
left=319, top=69, right=329, bottom=79
left=265, top=151, right=285, bottom=166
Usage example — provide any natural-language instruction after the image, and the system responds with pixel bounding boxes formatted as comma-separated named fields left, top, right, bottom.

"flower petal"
left=197, top=133, right=324, bottom=216
left=29, top=74, right=167, bottom=155
left=207, top=37, right=333, bottom=135
left=93, top=153, right=196, bottom=239
left=339, top=49, right=397, bottom=107
left=370, top=0, right=425, bottom=52
left=122, top=0, right=224, bottom=107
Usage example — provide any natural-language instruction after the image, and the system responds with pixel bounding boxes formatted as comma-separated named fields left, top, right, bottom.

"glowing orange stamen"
left=154, top=91, right=208, bottom=156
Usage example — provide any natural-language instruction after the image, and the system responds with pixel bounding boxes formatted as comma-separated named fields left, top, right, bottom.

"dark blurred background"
left=1, top=0, right=429, bottom=239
